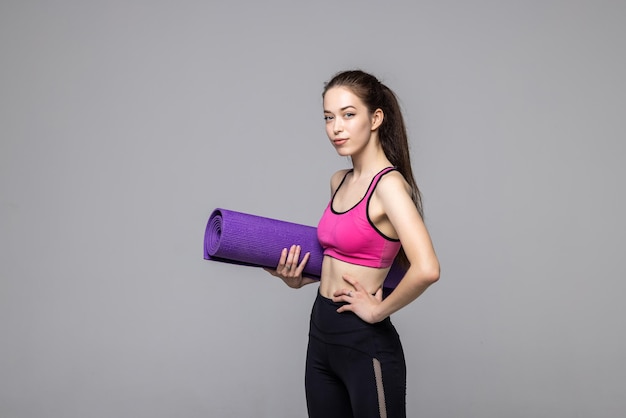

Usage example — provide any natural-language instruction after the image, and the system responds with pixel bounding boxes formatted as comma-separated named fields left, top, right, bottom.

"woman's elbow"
left=407, top=262, right=440, bottom=286
left=421, top=263, right=440, bottom=285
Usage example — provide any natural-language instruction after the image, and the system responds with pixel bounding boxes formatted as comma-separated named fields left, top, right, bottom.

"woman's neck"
left=350, top=146, right=392, bottom=179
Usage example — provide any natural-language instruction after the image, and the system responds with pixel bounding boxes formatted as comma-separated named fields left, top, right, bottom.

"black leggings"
left=305, top=292, right=406, bottom=418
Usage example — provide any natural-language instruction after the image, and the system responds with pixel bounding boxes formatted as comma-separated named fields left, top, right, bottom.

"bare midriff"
left=318, top=255, right=390, bottom=298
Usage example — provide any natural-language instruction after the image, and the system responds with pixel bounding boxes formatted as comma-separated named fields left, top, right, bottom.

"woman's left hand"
left=332, top=274, right=384, bottom=324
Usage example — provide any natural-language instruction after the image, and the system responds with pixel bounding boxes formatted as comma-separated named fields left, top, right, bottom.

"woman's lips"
left=333, top=138, right=348, bottom=146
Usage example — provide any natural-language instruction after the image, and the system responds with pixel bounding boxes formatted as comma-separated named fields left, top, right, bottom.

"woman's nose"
left=333, top=118, right=343, bottom=134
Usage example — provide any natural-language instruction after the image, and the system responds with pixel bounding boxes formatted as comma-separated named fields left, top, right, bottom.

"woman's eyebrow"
left=324, top=106, right=356, bottom=113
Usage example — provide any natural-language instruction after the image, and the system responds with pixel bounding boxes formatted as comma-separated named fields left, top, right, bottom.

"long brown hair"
left=323, top=70, right=423, bottom=267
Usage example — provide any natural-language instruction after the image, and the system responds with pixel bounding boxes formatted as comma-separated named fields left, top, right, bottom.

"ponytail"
left=378, top=84, right=423, bottom=219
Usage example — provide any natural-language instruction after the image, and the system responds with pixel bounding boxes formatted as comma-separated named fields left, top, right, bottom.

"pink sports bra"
left=317, top=167, right=401, bottom=269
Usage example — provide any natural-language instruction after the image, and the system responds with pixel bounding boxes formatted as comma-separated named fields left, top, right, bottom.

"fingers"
left=332, top=288, right=353, bottom=298
left=295, top=250, right=311, bottom=275
left=284, top=245, right=298, bottom=276
left=330, top=274, right=363, bottom=301
left=277, top=247, right=288, bottom=271
left=332, top=279, right=382, bottom=304
left=336, top=303, right=352, bottom=314
left=342, top=273, right=364, bottom=291
left=286, top=245, right=299, bottom=271
left=277, top=245, right=309, bottom=277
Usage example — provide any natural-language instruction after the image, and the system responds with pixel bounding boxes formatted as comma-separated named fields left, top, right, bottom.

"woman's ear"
left=371, top=108, right=384, bottom=131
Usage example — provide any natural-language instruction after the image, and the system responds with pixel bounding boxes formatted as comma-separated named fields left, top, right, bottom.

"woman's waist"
left=310, top=291, right=392, bottom=335
left=319, top=256, right=389, bottom=298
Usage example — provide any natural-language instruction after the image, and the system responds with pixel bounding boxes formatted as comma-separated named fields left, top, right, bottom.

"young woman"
left=265, top=70, right=440, bottom=418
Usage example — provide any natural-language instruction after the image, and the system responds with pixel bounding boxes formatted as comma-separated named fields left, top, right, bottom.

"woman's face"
left=323, top=87, right=376, bottom=157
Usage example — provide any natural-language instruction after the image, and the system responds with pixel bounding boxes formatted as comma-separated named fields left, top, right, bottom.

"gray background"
left=1, top=1, right=624, bottom=417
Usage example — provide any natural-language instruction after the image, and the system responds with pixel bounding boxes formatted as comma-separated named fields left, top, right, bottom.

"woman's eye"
left=324, top=115, right=334, bottom=121
left=344, top=113, right=354, bottom=118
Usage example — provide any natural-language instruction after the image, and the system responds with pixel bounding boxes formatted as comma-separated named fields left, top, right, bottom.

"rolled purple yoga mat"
left=204, top=208, right=325, bottom=277
left=203, top=208, right=406, bottom=289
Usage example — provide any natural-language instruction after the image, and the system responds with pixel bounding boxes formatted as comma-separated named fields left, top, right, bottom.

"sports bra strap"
left=363, top=167, right=397, bottom=199
left=332, top=169, right=353, bottom=199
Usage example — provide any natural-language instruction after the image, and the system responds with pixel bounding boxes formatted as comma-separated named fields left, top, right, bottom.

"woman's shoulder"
left=329, top=169, right=352, bottom=192
left=376, top=169, right=411, bottom=196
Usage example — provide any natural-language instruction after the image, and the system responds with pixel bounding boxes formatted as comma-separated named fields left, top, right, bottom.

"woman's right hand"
left=263, top=245, right=315, bottom=289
